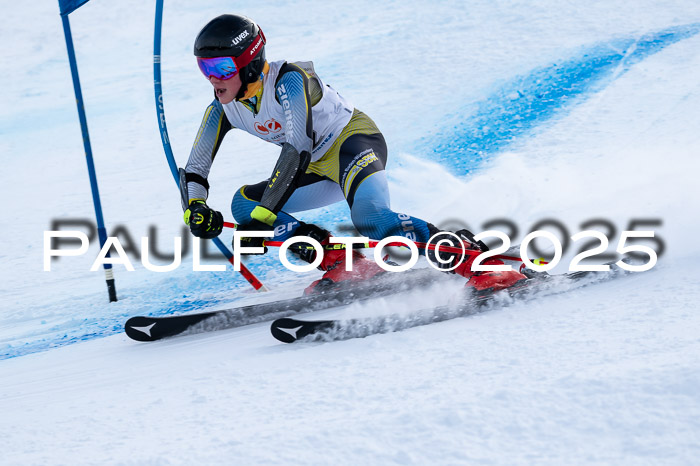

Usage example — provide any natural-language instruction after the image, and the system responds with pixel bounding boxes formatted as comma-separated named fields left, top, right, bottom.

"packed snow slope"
left=2, top=0, right=700, bottom=464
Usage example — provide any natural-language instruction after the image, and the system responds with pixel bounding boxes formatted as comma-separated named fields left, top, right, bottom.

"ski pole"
left=176, top=169, right=267, bottom=291
left=224, top=254, right=268, bottom=291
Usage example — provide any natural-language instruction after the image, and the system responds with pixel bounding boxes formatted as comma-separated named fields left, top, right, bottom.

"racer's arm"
left=183, top=100, right=232, bottom=238
left=184, top=99, right=233, bottom=202
left=249, top=63, right=314, bottom=226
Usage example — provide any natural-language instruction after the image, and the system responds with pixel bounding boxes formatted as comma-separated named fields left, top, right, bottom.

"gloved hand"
left=235, top=220, right=274, bottom=255
left=455, top=229, right=489, bottom=252
left=184, top=200, right=223, bottom=239
left=292, top=222, right=331, bottom=263
left=426, top=224, right=488, bottom=271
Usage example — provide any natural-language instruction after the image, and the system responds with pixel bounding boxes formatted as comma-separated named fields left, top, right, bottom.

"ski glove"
left=235, top=220, right=274, bottom=255
left=292, top=222, right=331, bottom=264
left=426, top=225, right=489, bottom=272
left=184, top=200, right=223, bottom=239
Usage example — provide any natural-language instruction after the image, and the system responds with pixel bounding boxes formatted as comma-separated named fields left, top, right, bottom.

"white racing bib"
left=222, top=60, right=354, bottom=162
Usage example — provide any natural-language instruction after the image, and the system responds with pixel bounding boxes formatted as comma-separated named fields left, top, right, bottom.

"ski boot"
left=291, top=223, right=388, bottom=295
left=427, top=224, right=528, bottom=294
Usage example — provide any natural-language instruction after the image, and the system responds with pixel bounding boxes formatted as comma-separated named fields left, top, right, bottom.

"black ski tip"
left=124, top=317, right=160, bottom=342
left=270, top=318, right=335, bottom=343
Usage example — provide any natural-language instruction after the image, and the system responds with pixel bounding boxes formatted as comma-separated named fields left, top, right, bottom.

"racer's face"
left=209, top=73, right=241, bottom=104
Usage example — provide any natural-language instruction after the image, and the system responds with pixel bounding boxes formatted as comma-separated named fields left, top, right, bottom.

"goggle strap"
left=235, top=30, right=266, bottom=69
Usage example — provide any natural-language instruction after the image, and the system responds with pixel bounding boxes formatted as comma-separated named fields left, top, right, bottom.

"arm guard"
left=251, top=65, right=315, bottom=220
left=258, top=142, right=311, bottom=215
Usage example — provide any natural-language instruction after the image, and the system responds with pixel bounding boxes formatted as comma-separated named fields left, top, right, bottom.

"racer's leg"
left=341, top=133, right=529, bottom=286
left=339, top=132, right=434, bottom=244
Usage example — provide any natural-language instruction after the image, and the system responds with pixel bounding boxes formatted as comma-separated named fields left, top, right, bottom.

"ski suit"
left=184, top=59, right=434, bottom=244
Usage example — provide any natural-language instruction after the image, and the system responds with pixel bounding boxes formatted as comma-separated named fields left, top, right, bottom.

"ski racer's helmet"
left=194, top=14, right=266, bottom=88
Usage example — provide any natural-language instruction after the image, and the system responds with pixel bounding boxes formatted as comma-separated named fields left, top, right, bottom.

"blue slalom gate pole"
left=153, top=0, right=179, bottom=184
left=153, top=0, right=267, bottom=291
left=60, top=12, right=117, bottom=302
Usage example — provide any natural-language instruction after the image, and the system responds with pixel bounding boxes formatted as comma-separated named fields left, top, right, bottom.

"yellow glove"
left=184, top=200, right=223, bottom=239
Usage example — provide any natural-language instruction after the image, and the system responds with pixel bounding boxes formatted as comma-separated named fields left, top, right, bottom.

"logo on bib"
left=255, top=119, right=282, bottom=135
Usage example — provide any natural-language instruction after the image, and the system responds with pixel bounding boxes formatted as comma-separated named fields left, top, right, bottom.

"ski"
left=125, top=267, right=440, bottom=342
left=270, top=318, right=336, bottom=343
left=270, top=266, right=632, bottom=344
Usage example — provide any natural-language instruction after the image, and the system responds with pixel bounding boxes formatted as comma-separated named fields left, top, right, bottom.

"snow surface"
left=2, top=0, right=700, bottom=464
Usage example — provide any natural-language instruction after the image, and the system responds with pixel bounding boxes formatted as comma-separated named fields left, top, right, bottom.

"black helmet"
left=194, top=14, right=266, bottom=86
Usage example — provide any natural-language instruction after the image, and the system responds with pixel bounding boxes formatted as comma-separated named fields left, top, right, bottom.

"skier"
left=183, top=14, right=526, bottom=291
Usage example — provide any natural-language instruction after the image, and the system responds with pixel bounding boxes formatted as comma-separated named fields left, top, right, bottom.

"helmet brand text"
left=232, top=30, right=249, bottom=46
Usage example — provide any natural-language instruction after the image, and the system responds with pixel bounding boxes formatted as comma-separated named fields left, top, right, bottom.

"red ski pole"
left=177, top=172, right=267, bottom=292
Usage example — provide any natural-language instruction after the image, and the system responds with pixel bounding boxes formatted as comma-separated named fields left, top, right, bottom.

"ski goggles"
left=197, top=56, right=239, bottom=80
left=196, top=30, right=266, bottom=80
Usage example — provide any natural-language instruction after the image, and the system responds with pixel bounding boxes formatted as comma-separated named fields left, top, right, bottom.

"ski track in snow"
left=427, top=23, right=700, bottom=175
left=2, top=0, right=700, bottom=463
left=6, top=18, right=700, bottom=360
left=2, top=262, right=700, bottom=464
